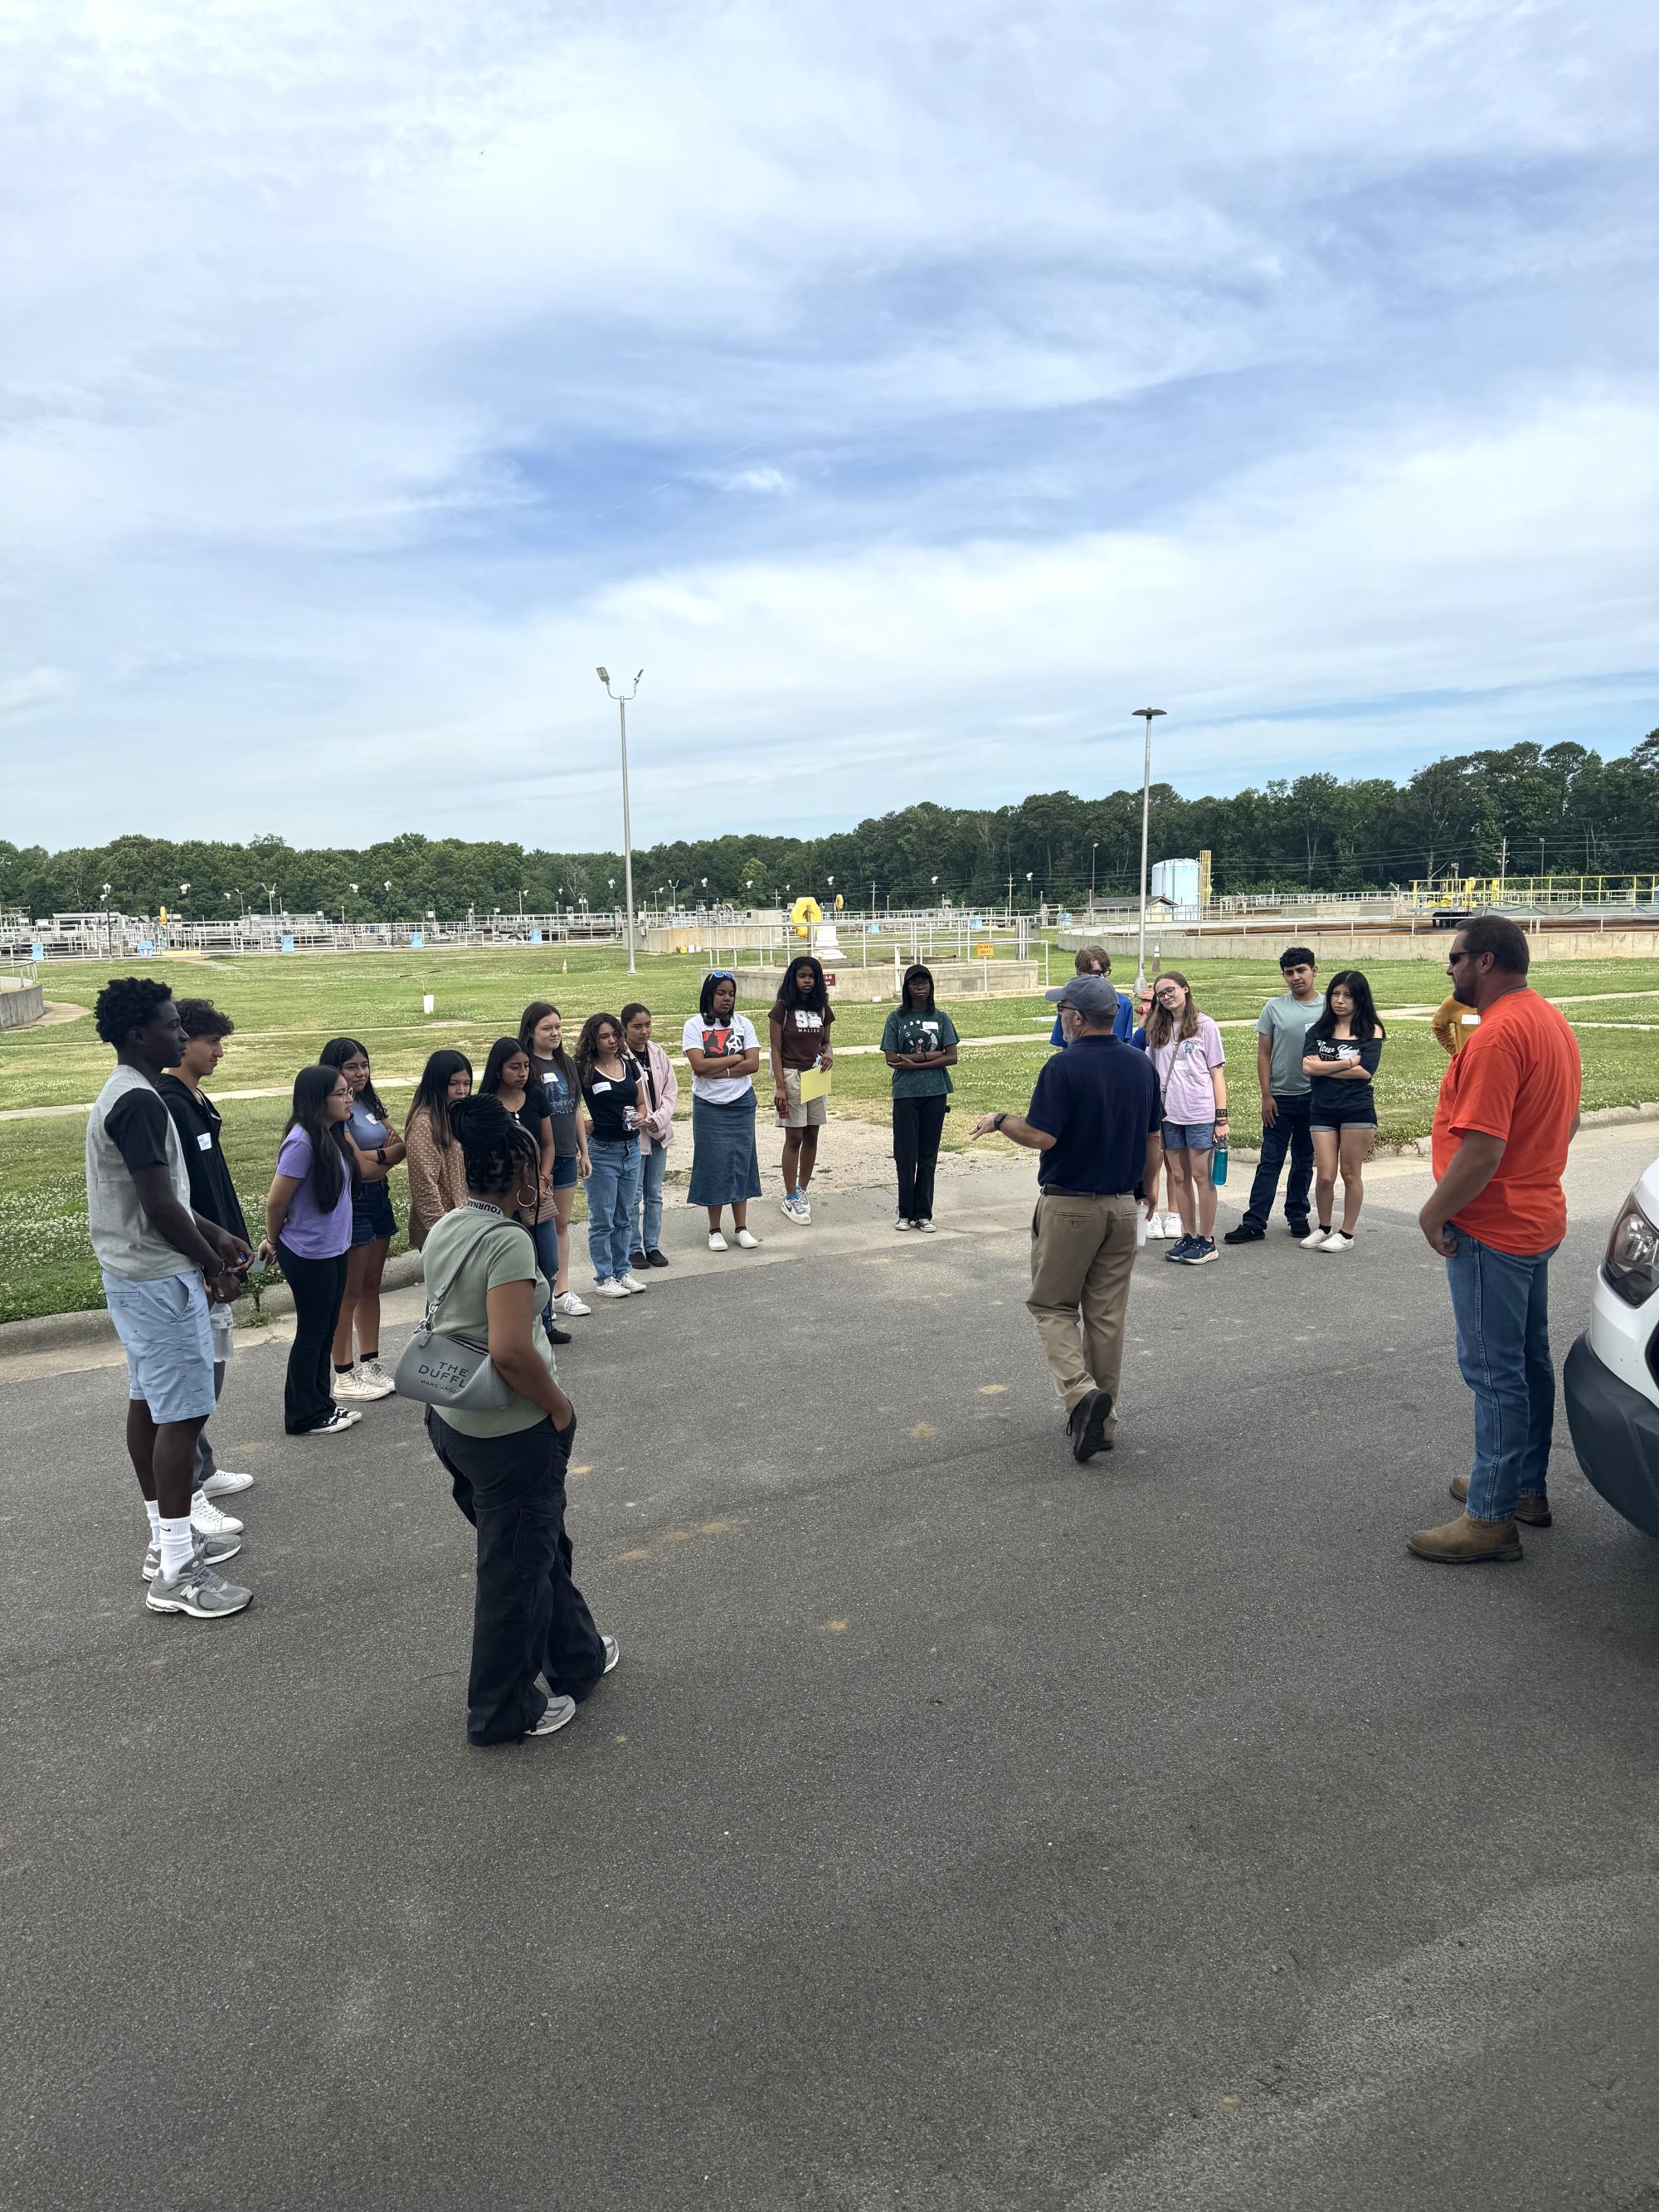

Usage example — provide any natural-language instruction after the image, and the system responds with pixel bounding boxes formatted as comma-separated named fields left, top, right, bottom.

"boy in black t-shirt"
left=158, top=1001, right=255, bottom=1508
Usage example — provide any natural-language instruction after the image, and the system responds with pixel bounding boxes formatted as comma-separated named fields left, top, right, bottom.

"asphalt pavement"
left=2, top=1132, right=1657, bottom=2211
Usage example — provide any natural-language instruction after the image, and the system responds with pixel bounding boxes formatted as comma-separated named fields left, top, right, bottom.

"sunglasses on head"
left=709, top=969, right=736, bottom=981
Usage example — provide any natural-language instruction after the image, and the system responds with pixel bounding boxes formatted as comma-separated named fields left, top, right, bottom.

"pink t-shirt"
left=1149, top=1015, right=1225, bottom=1124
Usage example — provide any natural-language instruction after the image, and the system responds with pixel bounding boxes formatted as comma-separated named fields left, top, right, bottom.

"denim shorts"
left=551, top=1154, right=579, bottom=1191
left=103, top=1270, right=216, bottom=1423
left=351, top=1182, right=397, bottom=1247
left=1161, top=1118, right=1215, bottom=1152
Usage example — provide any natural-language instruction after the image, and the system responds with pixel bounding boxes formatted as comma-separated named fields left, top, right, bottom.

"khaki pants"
left=1026, top=1191, right=1141, bottom=1432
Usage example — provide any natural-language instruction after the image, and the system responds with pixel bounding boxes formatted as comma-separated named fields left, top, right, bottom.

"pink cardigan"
left=634, top=1039, right=679, bottom=1153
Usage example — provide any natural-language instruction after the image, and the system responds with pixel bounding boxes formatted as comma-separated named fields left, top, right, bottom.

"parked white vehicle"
left=1564, top=1155, right=1659, bottom=1537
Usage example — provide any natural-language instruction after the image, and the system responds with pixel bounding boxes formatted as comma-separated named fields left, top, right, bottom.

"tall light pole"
left=1131, top=707, right=1166, bottom=992
left=596, top=666, right=643, bottom=974
left=1090, top=841, right=1099, bottom=908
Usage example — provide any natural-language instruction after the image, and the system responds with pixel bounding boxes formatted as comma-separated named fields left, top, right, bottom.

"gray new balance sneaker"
left=526, top=1696, right=576, bottom=1737
left=145, top=1555, right=252, bottom=1619
left=142, top=1529, right=242, bottom=1582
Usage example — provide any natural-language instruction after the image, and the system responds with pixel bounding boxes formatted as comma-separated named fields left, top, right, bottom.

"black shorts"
left=1308, top=1094, right=1377, bottom=1133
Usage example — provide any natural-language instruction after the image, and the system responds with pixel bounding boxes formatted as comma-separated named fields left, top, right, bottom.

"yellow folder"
left=798, top=1065, right=833, bottom=1104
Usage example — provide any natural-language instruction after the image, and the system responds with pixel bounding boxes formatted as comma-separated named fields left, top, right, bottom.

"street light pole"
left=1131, top=708, right=1166, bottom=992
left=596, top=666, right=643, bottom=975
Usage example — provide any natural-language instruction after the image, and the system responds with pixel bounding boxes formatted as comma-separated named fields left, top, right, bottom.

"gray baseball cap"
left=1044, top=974, right=1120, bottom=1021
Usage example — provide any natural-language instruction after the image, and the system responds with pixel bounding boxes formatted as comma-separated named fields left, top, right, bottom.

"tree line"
left=6, top=733, right=1657, bottom=923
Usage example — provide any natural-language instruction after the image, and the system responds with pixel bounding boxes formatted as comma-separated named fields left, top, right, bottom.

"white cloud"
left=0, top=669, right=72, bottom=719
left=0, top=0, right=1655, bottom=843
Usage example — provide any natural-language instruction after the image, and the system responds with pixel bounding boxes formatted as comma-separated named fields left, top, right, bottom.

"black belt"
left=1041, top=1186, right=1136, bottom=1199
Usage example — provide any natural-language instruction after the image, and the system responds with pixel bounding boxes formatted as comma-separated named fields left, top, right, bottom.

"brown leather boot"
left=1408, top=1512, right=1523, bottom=1563
left=1449, top=1474, right=1552, bottom=1527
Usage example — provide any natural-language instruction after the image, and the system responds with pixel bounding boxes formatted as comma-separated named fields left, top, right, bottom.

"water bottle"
left=1213, top=1137, right=1228, bottom=1186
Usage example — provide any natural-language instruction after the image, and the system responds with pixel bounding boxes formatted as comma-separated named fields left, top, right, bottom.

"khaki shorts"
left=776, top=1066, right=827, bottom=1129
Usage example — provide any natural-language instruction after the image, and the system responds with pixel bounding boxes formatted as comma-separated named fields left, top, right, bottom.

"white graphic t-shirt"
left=682, top=1011, right=760, bottom=1104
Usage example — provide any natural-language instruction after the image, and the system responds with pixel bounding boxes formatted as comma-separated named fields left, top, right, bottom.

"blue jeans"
left=528, top=1216, right=562, bottom=1327
left=636, top=1145, right=667, bottom=1255
left=1446, top=1228, right=1558, bottom=1522
left=1242, top=1092, right=1314, bottom=1230
left=586, top=1138, right=642, bottom=1282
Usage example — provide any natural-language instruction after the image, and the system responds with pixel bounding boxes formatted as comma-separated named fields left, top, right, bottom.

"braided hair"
left=449, top=1094, right=540, bottom=1201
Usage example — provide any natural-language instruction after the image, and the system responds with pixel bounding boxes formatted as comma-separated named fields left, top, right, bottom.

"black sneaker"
left=630, top=1250, right=648, bottom=1270
left=548, top=1323, right=573, bottom=1346
left=1287, top=1222, right=1311, bottom=1239
left=1223, top=1222, right=1264, bottom=1245
left=645, top=1249, right=669, bottom=1269
left=1067, top=1388, right=1115, bottom=1464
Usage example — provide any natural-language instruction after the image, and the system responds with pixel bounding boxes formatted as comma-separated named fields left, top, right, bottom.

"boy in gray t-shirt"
left=1224, top=948, right=1322, bottom=1244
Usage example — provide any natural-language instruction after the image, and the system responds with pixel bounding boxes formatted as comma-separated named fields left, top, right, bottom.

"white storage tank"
left=1151, top=858, right=1201, bottom=915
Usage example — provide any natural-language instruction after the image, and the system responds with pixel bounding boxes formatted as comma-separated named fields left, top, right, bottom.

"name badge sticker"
left=197, top=1131, right=213, bottom=1150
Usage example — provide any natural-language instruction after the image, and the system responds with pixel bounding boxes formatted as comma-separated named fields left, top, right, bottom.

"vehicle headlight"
left=1603, top=1193, right=1659, bottom=1307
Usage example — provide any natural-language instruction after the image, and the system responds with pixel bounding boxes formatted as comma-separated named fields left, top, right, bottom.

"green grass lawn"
left=3, top=946, right=1657, bottom=1323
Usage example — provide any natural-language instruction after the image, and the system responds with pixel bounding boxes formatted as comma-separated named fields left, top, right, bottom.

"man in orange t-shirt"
left=1408, top=916, right=1581, bottom=1566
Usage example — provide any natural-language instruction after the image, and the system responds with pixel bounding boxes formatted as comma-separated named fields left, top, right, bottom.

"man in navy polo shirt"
left=972, top=974, right=1162, bottom=1463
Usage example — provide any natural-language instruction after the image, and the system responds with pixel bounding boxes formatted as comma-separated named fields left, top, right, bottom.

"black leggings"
left=893, top=1095, right=949, bottom=1221
left=279, top=1241, right=348, bottom=1433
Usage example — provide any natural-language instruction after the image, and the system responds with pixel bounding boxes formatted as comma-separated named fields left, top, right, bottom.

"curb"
left=4, top=1101, right=1656, bottom=1352
left=0, top=1251, right=426, bottom=1357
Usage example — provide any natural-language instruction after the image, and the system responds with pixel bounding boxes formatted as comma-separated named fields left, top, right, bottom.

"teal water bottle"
left=1213, top=1136, right=1228, bottom=1186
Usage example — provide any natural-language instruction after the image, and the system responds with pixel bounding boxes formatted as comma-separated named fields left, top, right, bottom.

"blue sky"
left=2, top=0, right=1656, bottom=850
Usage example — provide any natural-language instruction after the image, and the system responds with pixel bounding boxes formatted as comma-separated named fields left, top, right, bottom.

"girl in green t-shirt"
left=880, top=963, right=960, bottom=1232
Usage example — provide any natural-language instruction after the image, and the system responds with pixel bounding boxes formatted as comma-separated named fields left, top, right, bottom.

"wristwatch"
left=993, top=1112, right=1007, bottom=1132
left=375, top=1144, right=387, bottom=1163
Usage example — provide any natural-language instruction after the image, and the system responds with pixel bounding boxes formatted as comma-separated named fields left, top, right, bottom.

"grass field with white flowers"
left=2, top=944, right=1657, bottom=1323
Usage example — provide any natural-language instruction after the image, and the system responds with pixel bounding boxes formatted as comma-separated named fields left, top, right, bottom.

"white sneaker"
left=795, top=1196, right=812, bottom=1224
left=781, top=1194, right=800, bottom=1222
left=1161, top=1212, right=1184, bottom=1239
left=190, top=1491, right=242, bottom=1538
left=359, top=1357, right=397, bottom=1396
left=1144, top=1212, right=1166, bottom=1240
left=895, top=1216, right=912, bottom=1231
left=554, top=1291, right=591, bottom=1317
left=1301, top=1226, right=1333, bottom=1249
left=314, top=1406, right=361, bottom=1433
left=916, top=1217, right=937, bottom=1233
left=332, top=1367, right=383, bottom=1401
left=734, top=1228, right=761, bottom=1248
left=602, top=1634, right=620, bottom=1674
left=199, top=1469, right=253, bottom=1498
left=594, top=1279, right=631, bottom=1298
left=708, top=1232, right=729, bottom=1252
left=619, top=1272, right=648, bottom=1294
left=1319, top=1230, right=1352, bottom=1252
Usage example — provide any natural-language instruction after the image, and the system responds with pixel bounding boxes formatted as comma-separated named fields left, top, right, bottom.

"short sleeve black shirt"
left=1024, top=1035, right=1161, bottom=1193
